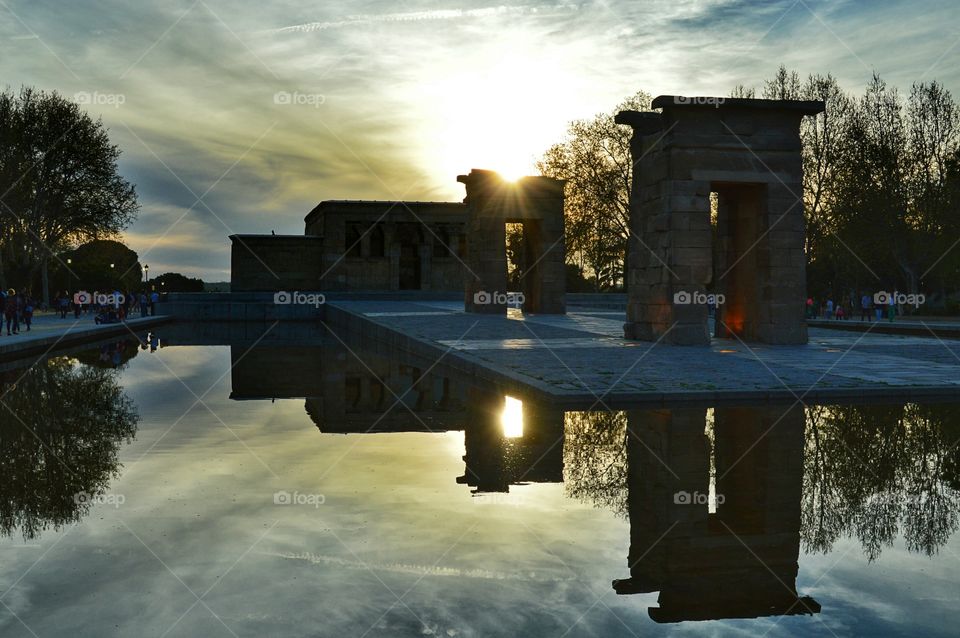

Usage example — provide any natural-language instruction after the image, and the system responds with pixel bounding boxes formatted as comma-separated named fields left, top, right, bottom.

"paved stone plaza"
left=327, top=299, right=960, bottom=404
left=0, top=312, right=170, bottom=361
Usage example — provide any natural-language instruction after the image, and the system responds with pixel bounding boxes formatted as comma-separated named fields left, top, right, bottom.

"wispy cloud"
left=272, top=4, right=583, bottom=34
left=0, top=0, right=957, bottom=280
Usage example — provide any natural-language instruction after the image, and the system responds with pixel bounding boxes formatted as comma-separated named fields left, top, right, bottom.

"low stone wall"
left=157, top=291, right=465, bottom=321
left=157, top=291, right=628, bottom=322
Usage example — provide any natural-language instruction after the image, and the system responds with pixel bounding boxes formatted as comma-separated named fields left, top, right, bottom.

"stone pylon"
left=617, top=96, right=824, bottom=344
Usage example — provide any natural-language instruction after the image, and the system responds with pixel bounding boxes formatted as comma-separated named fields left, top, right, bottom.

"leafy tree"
left=752, top=68, right=960, bottom=304
left=537, top=91, right=651, bottom=290
left=0, top=87, right=139, bottom=303
left=149, top=271, right=205, bottom=292
left=52, top=239, right=142, bottom=293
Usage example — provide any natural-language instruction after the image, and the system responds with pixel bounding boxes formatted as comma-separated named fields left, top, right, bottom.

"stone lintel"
left=615, top=111, right=663, bottom=134
left=651, top=95, right=825, bottom=116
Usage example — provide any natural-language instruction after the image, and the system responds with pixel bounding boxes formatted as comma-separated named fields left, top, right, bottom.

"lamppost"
left=66, top=258, right=74, bottom=302
left=144, top=264, right=149, bottom=286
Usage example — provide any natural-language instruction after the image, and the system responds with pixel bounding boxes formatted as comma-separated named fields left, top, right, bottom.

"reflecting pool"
left=1, top=326, right=958, bottom=637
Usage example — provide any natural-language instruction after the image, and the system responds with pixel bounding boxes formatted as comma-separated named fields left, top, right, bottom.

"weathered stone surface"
left=458, top=169, right=567, bottom=315
left=232, top=201, right=469, bottom=293
left=618, top=96, right=824, bottom=345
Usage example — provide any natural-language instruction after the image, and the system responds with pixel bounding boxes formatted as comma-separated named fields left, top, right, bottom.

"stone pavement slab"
left=326, top=300, right=960, bottom=405
left=0, top=312, right=172, bottom=362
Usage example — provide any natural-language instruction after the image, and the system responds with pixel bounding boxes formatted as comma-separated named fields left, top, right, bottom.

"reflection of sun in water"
left=501, top=396, right=524, bottom=438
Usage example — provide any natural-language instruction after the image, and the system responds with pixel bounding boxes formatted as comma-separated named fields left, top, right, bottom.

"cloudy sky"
left=1, top=0, right=958, bottom=280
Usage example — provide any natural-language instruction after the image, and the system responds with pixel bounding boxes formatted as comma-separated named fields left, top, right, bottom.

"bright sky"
left=1, top=0, right=958, bottom=280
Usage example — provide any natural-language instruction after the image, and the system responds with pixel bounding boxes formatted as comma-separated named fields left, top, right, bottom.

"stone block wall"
left=618, top=96, right=824, bottom=345
left=458, top=169, right=566, bottom=314
left=304, top=200, right=467, bottom=291
left=230, top=235, right=324, bottom=292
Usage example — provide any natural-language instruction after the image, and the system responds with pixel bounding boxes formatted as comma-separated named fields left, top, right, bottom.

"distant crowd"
left=53, top=289, right=161, bottom=324
left=807, top=292, right=908, bottom=322
left=0, top=288, right=161, bottom=336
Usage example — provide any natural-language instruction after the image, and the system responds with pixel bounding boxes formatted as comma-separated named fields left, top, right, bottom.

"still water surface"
left=1, top=331, right=958, bottom=637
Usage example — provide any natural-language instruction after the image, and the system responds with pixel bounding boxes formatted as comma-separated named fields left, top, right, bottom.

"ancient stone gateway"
left=458, top=169, right=566, bottom=314
left=617, top=96, right=825, bottom=345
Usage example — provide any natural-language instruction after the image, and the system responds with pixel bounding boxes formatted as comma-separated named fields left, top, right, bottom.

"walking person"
left=5, top=289, right=19, bottom=335
left=22, top=295, right=33, bottom=332
left=888, top=291, right=896, bottom=322
left=58, top=291, right=70, bottom=319
left=860, top=292, right=871, bottom=321
left=149, top=289, right=159, bottom=316
left=825, top=298, right=834, bottom=320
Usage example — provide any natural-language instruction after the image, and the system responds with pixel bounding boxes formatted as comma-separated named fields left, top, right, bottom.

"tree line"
left=539, top=68, right=960, bottom=307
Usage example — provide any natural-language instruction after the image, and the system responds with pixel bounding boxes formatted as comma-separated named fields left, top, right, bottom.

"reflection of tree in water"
left=562, top=411, right=629, bottom=516
left=560, top=405, right=960, bottom=558
left=803, top=403, right=960, bottom=560
left=0, top=357, right=138, bottom=540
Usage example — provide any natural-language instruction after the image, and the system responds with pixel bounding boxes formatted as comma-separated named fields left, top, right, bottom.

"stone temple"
left=230, top=94, right=823, bottom=340
left=231, top=169, right=567, bottom=315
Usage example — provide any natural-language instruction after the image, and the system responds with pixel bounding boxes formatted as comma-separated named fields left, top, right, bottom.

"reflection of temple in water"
left=614, top=407, right=820, bottom=622
left=230, top=343, right=468, bottom=432
left=228, top=343, right=564, bottom=485
left=229, top=342, right=822, bottom=623
left=457, top=389, right=564, bottom=492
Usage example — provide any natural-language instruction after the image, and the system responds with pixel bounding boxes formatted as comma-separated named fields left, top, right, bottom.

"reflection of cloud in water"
left=267, top=551, right=576, bottom=582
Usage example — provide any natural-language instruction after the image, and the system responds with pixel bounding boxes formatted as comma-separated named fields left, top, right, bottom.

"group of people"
left=0, top=289, right=35, bottom=336
left=0, top=288, right=161, bottom=337
left=807, top=292, right=900, bottom=322
left=51, top=289, right=161, bottom=324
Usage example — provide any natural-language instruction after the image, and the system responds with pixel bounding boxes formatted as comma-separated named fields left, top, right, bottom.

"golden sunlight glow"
left=408, top=35, right=600, bottom=196
left=501, top=395, right=524, bottom=439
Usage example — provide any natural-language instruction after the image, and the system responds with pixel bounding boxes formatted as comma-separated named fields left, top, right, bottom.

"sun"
left=408, top=39, right=588, bottom=194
